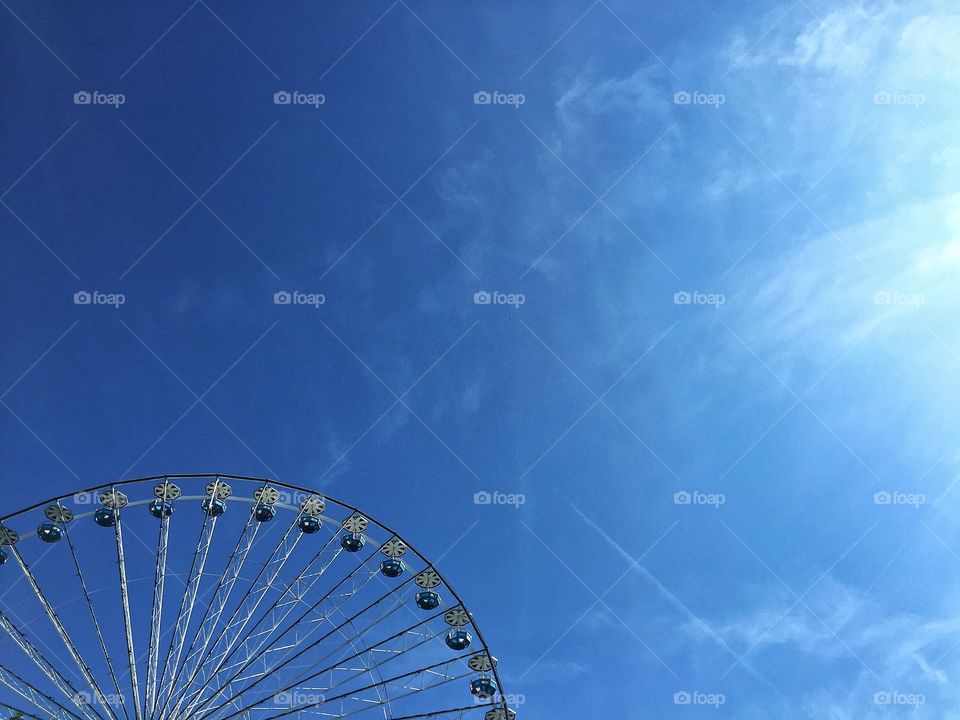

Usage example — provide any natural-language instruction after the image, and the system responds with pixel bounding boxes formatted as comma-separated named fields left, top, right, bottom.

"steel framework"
left=0, top=474, right=512, bottom=720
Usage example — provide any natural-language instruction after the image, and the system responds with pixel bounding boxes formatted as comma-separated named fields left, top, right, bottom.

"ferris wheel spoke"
left=369, top=705, right=491, bottom=720
left=143, top=505, right=171, bottom=719
left=1, top=701, right=66, bottom=720
left=186, top=551, right=393, bottom=718
left=258, top=655, right=476, bottom=720
left=321, top=668, right=478, bottom=720
left=161, top=514, right=261, bottom=720
left=195, top=568, right=417, bottom=720
left=152, top=482, right=226, bottom=720
left=0, top=611, right=103, bottom=720
left=216, top=608, right=447, bottom=720
left=172, top=514, right=305, bottom=720
left=185, top=536, right=356, bottom=714
left=290, top=610, right=448, bottom=694
left=61, top=515, right=131, bottom=720
left=114, top=503, right=144, bottom=720
left=247, top=618, right=453, bottom=719
left=0, top=476, right=508, bottom=720
left=202, top=531, right=342, bottom=686
left=257, top=589, right=432, bottom=704
left=0, top=661, right=89, bottom=720
left=7, top=546, right=118, bottom=720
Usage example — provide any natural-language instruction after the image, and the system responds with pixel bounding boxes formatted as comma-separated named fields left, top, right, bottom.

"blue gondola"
left=380, top=559, right=403, bottom=577
left=37, top=523, right=63, bottom=543
left=446, top=629, right=472, bottom=651
left=201, top=498, right=226, bottom=517
left=298, top=516, right=321, bottom=534
left=253, top=503, right=276, bottom=522
left=148, top=499, right=174, bottom=518
left=470, top=677, right=498, bottom=700
left=415, top=590, right=440, bottom=610
left=94, top=508, right=116, bottom=527
left=340, top=533, right=364, bottom=552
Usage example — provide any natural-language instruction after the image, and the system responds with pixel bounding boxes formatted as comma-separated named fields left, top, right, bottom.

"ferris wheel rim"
left=0, top=472, right=511, bottom=719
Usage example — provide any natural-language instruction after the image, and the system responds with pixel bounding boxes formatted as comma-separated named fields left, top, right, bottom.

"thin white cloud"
left=555, top=65, right=670, bottom=140
left=780, top=4, right=892, bottom=74
left=895, top=13, right=960, bottom=81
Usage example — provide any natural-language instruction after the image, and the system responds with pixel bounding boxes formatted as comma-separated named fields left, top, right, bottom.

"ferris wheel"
left=0, top=474, right=513, bottom=720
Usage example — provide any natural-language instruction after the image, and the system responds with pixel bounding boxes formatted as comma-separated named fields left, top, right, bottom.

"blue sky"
left=2, top=0, right=960, bottom=716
